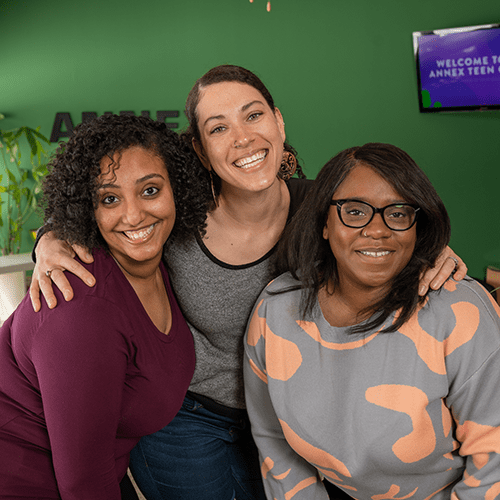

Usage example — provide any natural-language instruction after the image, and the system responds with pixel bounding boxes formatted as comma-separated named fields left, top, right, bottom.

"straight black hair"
left=274, top=143, right=451, bottom=334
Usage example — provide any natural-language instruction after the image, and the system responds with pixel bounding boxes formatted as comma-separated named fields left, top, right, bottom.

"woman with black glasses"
left=244, top=143, right=500, bottom=499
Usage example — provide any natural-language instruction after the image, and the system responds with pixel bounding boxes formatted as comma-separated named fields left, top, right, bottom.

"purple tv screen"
left=413, top=24, right=500, bottom=112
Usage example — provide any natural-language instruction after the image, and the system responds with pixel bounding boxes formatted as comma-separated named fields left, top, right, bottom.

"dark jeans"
left=129, top=394, right=266, bottom=500
left=129, top=394, right=351, bottom=500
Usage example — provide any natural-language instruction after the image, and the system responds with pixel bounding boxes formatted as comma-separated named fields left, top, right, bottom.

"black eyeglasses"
left=331, top=199, right=420, bottom=231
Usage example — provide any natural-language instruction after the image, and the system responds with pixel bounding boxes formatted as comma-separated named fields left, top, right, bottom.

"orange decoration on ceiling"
left=249, top=0, right=271, bottom=12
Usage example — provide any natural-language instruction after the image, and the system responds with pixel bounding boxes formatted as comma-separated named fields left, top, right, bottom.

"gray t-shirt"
left=165, top=235, right=274, bottom=408
left=164, top=178, right=312, bottom=409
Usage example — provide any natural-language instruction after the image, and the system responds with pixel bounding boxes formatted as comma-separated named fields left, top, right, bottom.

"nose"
left=232, top=124, right=251, bottom=148
left=363, top=213, right=391, bottom=238
left=122, top=197, right=146, bottom=227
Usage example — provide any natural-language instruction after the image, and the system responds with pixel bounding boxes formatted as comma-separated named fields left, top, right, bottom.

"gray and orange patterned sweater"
left=244, top=273, right=500, bottom=499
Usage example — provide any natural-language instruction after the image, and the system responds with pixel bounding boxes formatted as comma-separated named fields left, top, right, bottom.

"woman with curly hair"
left=29, top=66, right=467, bottom=500
left=0, top=114, right=203, bottom=499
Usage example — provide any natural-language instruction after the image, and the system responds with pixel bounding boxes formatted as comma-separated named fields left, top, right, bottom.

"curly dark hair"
left=42, top=114, right=208, bottom=250
left=274, top=143, right=451, bottom=334
left=181, top=64, right=306, bottom=208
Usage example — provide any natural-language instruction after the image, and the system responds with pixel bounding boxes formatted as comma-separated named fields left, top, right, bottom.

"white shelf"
left=0, top=253, right=34, bottom=274
left=0, top=253, right=33, bottom=325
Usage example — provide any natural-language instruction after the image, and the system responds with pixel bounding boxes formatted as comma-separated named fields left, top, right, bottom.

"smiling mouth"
left=358, top=250, right=391, bottom=258
left=233, top=150, right=267, bottom=169
left=123, top=223, right=156, bottom=242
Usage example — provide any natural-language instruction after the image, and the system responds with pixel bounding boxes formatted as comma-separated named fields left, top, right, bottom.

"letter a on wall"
left=50, top=113, right=75, bottom=142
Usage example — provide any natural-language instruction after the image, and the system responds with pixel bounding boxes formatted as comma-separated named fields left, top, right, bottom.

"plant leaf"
left=25, top=129, right=38, bottom=157
left=7, top=169, right=16, bottom=183
left=31, top=128, right=50, bottom=144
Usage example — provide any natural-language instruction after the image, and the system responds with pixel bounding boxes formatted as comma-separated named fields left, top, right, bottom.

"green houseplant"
left=0, top=114, right=51, bottom=255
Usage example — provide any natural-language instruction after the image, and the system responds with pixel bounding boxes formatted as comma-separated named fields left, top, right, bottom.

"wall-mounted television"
left=412, top=23, right=500, bottom=112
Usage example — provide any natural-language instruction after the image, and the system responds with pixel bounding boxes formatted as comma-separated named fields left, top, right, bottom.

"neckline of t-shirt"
left=106, top=252, right=180, bottom=343
left=195, top=231, right=277, bottom=270
left=314, top=294, right=396, bottom=338
left=193, top=180, right=297, bottom=270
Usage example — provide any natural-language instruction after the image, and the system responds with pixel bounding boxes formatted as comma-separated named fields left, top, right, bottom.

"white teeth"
left=234, top=151, right=267, bottom=168
left=124, top=224, right=155, bottom=241
left=359, top=250, right=390, bottom=257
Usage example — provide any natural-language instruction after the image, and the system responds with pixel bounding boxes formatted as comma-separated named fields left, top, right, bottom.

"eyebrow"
left=202, top=100, right=265, bottom=127
left=98, top=173, right=165, bottom=190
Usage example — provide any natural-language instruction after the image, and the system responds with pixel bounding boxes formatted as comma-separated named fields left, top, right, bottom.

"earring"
left=278, top=151, right=297, bottom=181
left=209, top=169, right=218, bottom=207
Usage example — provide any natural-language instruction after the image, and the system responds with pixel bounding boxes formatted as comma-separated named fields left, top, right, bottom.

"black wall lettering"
left=156, top=110, right=179, bottom=129
left=50, top=110, right=181, bottom=142
left=49, top=113, right=74, bottom=142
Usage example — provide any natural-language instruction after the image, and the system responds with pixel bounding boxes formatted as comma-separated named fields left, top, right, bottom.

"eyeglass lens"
left=340, top=201, right=417, bottom=230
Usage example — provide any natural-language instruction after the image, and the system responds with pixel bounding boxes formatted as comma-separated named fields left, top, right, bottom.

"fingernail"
left=419, top=285, right=426, bottom=295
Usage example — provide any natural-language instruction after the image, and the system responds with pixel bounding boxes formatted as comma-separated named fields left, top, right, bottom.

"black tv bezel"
left=412, top=23, right=500, bottom=113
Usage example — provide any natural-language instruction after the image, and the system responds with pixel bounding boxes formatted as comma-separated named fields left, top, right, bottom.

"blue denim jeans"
left=129, top=395, right=266, bottom=500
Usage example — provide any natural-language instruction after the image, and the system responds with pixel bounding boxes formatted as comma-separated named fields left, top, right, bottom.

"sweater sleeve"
left=447, top=293, right=500, bottom=497
left=31, top=296, right=130, bottom=500
left=244, top=298, right=329, bottom=500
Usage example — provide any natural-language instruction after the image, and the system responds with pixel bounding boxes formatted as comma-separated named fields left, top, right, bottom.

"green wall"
left=1, top=0, right=499, bottom=277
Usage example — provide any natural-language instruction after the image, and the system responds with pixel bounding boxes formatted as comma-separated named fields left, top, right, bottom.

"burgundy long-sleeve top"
left=0, top=249, right=195, bottom=499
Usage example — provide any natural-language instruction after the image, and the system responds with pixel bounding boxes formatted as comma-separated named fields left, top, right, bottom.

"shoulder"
left=431, top=277, right=500, bottom=316
left=417, top=277, right=500, bottom=346
left=287, top=178, right=314, bottom=218
left=10, top=251, right=136, bottom=362
left=65, top=247, right=112, bottom=283
left=266, top=271, right=302, bottom=292
left=287, top=177, right=314, bottom=192
left=61, top=249, right=134, bottom=319
left=246, top=272, right=304, bottom=346
left=163, top=233, right=197, bottom=263
left=19, top=284, right=131, bottom=361
left=425, top=278, right=500, bottom=397
left=287, top=177, right=313, bottom=200
left=255, top=272, right=303, bottom=314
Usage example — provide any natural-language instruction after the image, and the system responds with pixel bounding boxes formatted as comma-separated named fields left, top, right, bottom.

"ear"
left=322, top=221, right=329, bottom=240
left=192, top=138, right=211, bottom=170
left=274, top=108, right=286, bottom=144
